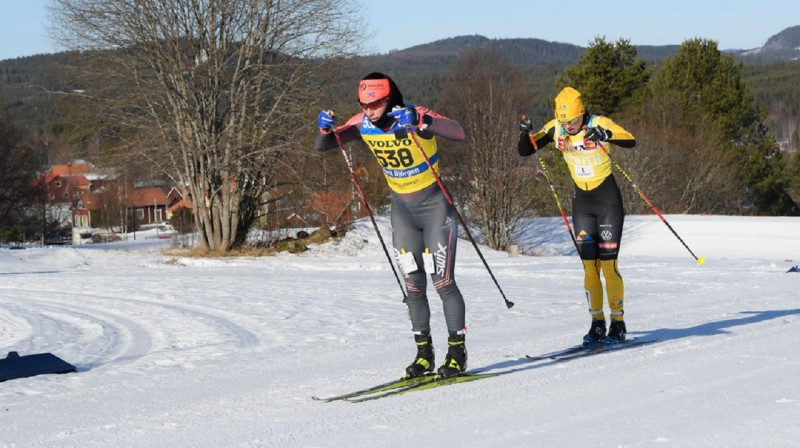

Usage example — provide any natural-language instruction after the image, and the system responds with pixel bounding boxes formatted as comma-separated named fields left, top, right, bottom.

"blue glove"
left=317, top=110, right=335, bottom=132
left=584, top=126, right=611, bottom=142
left=388, top=105, right=419, bottom=128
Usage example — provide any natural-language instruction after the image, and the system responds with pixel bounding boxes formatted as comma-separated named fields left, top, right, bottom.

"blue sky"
left=1, top=0, right=797, bottom=60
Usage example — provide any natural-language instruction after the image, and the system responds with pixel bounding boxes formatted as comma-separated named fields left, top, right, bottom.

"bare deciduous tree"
left=0, top=115, right=43, bottom=241
left=50, top=0, right=359, bottom=250
left=441, top=46, right=537, bottom=250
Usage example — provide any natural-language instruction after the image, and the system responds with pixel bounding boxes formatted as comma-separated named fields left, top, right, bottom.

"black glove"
left=519, top=116, right=533, bottom=134
left=584, top=126, right=612, bottom=142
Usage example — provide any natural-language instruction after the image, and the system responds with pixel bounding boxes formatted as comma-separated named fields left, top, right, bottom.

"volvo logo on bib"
left=367, top=139, right=413, bottom=148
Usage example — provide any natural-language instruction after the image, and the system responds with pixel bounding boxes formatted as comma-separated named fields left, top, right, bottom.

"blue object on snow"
left=787, top=265, right=800, bottom=273
left=0, top=351, right=76, bottom=382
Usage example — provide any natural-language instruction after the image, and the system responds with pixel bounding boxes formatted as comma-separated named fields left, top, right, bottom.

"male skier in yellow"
left=518, top=87, right=637, bottom=344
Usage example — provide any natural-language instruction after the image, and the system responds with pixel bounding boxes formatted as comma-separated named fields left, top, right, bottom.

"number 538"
left=374, top=148, right=414, bottom=168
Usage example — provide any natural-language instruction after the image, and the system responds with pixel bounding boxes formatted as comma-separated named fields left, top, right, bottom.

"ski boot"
left=404, top=334, right=435, bottom=379
left=437, top=333, right=467, bottom=378
left=606, top=320, right=627, bottom=343
left=583, top=319, right=607, bottom=346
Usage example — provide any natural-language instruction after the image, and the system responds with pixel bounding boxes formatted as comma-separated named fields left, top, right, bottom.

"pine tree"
left=560, top=37, right=651, bottom=117
left=651, top=39, right=760, bottom=144
left=649, top=39, right=791, bottom=215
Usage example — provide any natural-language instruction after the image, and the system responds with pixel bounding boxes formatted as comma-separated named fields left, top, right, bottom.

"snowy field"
left=1, top=214, right=799, bottom=447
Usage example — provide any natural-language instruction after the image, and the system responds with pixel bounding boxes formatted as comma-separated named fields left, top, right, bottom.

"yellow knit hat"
left=554, top=87, right=585, bottom=122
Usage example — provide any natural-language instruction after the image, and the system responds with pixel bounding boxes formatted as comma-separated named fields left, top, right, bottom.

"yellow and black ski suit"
left=518, top=113, right=636, bottom=323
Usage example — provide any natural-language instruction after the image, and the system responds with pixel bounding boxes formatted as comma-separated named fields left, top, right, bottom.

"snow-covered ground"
left=1, top=214, right=799, bottom=447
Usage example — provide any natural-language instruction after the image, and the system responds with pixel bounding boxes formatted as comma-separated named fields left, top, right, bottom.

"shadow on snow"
left=476, top=308, right=800, bottom=374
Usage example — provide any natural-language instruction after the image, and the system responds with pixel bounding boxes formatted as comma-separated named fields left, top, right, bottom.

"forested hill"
left=733, top=25, right=800, bottom=61
left=362, top=34, right=678, bottom=71
left=1, top=26, right=799, bottom=132
left=364, top=25, right=800, bottom=69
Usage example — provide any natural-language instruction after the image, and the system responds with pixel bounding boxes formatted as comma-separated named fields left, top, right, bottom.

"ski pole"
left=401, top=125, right=514, bottom=309
left=523, top=115, right=580, bottom=255
left=535, top=149, right=581, bottom=255
left=595, top=140, right=706, bottom=266
left=330, top=122, right=408, bottom=301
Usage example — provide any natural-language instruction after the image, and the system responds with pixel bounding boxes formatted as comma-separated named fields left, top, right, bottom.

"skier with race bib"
left=518, top=87, right=637, bottom=344
left=314, top=72, right=469, bottom=378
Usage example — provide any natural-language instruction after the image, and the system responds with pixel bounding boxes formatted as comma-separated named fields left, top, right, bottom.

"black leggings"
left=572, top=175, right=625, bottom=260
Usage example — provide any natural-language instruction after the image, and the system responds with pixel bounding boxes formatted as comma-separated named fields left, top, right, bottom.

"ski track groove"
left=1, top=299, right=152, bottom=369
left=0, top=286, right=260, bottom=371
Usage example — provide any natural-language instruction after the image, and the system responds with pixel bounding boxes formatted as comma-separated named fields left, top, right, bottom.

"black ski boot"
left=437, top=333, right=467, bottom=378
left=405, top=334, right=435, bottom=378
left=607, top=320, right=627, bottom=343
left=583, top=319, right=607, bottom=345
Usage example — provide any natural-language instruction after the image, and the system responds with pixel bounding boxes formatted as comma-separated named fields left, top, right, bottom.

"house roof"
left=33, top=171, right=91, bottom=189
left=126, top=187, right=169, bottom=207
left=61, top=175, right=91, bottom=188
left=51, top=162, right=93, bottom=177
left=168, top=198, right=194, bottom=212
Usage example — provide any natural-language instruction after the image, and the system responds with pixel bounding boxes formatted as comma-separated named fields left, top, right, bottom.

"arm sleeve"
left=415, top=106, right=465, bottom=141
left=313, top=114, right=364, bottom=152
left=518, top=121, right=556, bottom=156
left=518, top=132, right=536, bottom=156
left=596, top=116, right=636, bottom=149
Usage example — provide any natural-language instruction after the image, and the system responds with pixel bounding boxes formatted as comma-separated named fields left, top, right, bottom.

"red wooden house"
left=34, top=173, right=91, bottom=205
left=32, top=161, right=95, bottom=205
left=71, top=191, right=105, bottom=228
left=126, top=187, right=169, bottom=225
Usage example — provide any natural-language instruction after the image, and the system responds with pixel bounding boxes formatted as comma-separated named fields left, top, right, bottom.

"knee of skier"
left=599, top=259, right=622, bottom=280
left=405, top=290, right=429, bottom=305
left=404, top=268, right=427, bottom=287
left=434, top=282, right=461, bottom=298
